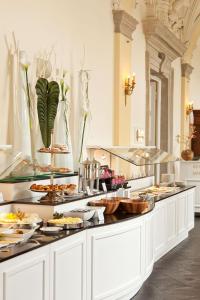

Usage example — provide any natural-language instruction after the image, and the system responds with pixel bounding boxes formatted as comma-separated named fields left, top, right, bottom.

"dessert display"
left=31, top=142, right=73, bottom=202
left=30, top=183, right=76, bottom=194
left=38, top=144, right=69, bottom=153
left=37, top=165, right=71, bottom=174
left=33, top=82, right=72, bottom=203
left=47, top=216, right=83, bottom=229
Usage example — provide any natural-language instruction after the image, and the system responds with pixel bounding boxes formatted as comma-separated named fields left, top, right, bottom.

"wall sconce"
left=186, top=102, right=193, bottom=116
left=125, top=74, right=136, bottom=106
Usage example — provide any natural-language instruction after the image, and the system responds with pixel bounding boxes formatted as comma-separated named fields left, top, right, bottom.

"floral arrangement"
left=59, top=70, right=70, bottom=147
left=176, top=126, right=199, bottom=149
left=79, top=70, right=91, bottom=162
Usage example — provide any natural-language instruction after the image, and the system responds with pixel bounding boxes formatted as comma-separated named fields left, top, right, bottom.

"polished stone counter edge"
left=0, top=185, right=196, bottom=207
left=153, top=186, right=195, bottom=202
left=0, top=210, right=151, bottom=263
left=0, top=190, right=115, bottom=207
left=0, top=186, right=195, bottom=263
left=0, top=175, right=154, bottom=207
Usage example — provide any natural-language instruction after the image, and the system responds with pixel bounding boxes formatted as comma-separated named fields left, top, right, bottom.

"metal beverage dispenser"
left=79, top=158, right=100, bottom=193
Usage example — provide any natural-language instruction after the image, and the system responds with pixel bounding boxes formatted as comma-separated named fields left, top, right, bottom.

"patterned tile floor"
left=132, top=217, right=200, bottom=300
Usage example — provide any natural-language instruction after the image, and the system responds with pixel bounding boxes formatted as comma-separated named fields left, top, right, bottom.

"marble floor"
left=133, top=217, right=200, bottom=300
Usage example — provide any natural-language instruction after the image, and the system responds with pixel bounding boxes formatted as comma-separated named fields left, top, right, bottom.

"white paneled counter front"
left=178, top=161, right=200, bottom=213
left=0, top=187, right=195, bottom=300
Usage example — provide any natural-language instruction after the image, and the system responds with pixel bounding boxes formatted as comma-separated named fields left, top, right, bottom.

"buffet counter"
left=178, top=160, right=200, bottom=213
left=0, top=186, right=195, bottom=300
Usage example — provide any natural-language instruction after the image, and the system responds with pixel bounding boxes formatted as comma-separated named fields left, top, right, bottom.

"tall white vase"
left=18, top=51, right=32, bottom=158
left=9, top=49, right=31, bottom=158
left=54, top=100, right=74, bottom=171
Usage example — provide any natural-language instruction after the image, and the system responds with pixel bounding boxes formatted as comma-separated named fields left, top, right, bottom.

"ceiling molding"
left=113, top=10, right=138, bottom=40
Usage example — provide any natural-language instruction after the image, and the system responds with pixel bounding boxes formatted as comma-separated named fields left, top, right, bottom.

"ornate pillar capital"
left=113, top=10, right=138, bottom=40
left=181, top=63, right=193, bottom=80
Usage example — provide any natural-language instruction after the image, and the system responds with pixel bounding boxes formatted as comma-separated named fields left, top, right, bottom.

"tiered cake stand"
left=30, top=145, right=70, bottom=203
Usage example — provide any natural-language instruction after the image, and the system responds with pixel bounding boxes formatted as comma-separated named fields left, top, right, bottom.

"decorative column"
left=113, top=9, right=138, bottom=145
left=181, top=62, right=193, bottom=149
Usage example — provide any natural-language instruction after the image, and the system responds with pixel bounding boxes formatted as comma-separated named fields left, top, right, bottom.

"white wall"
left=190, top=41, right=200, bottom=109
left=0, top=0, right=114, bottom=150
left=131, top=3, right=146, bottom=145
left=0, top=0, right=185, bottom=160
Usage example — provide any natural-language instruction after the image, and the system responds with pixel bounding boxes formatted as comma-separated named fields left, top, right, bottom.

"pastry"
left=38, top=144, right=69, bottom=153
left=30, top=183, right=76, bottom=193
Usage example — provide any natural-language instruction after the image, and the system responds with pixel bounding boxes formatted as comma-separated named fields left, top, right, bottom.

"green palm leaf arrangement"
left=35, top=78, right=60, bottom=148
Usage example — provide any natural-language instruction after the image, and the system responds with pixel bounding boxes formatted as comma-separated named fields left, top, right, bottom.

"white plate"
left=40, top=226, right=63, bottom=233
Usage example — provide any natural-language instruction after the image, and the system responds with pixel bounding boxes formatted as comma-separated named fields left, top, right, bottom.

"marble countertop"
left=0, top=185, right=195, bottom=263
left=0, top=211, right=151, bottom=263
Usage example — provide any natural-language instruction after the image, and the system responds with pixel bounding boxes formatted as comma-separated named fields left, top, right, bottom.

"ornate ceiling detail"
left=143, top=0, right=200, bottom=62
left=143, top=18, right=186, bottom=61
left=113, top=10, right=138, bottom=40
left=144, top=0, right=191, bottom=40
left=112, top=0, right=121, bottom=10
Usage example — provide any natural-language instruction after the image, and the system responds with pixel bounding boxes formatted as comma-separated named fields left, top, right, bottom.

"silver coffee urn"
left=79, top=158, right=100, bottom=194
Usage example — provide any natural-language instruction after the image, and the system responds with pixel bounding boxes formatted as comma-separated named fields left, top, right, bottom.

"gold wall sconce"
left=125, top=74, right=136, bottom=106
left=186, top=102, right=193, bottom=117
